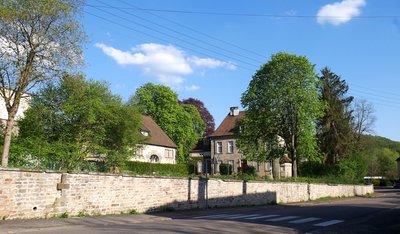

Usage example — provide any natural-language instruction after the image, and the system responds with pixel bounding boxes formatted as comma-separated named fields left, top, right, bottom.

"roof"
left=190, top=138, right=211, bottom=153
left=141, top=115, right=177, bottom=148
left=209, top=111, right=245, bottom=138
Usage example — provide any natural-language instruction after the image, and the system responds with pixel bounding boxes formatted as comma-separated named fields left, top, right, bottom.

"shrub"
left=379, top=179, right=393, bottom=187
left=220, top=163, right=233, bottom=175
left=246, top=165, right=256, bottom=176
left=299, top=161, right=335, bottom=177
left=125, top=161, right=189, bottom=176
left=338, top=153, right=368, bottom=180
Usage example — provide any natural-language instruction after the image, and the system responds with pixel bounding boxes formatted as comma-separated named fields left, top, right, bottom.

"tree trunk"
left=1, top=114, right=16, bottom=167
left=272, top=158, right=280, bottom=179
left=291, top=135, right=298, bottom=178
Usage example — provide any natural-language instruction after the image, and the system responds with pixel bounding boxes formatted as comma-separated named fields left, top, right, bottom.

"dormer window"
left=141, top=130, right=149, bottom=136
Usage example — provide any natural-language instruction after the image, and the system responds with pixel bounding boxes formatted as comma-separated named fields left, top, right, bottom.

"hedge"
left=125, top=161, right=190, bottom=176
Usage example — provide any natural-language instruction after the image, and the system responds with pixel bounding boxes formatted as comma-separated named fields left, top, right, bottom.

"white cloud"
left=95, top=43, right=234, bottom=87
left=317, top=0, right=366, bottom=26
left=185, top=85, right=200, bottom=91
left=188, top=56, right=236, bottom=70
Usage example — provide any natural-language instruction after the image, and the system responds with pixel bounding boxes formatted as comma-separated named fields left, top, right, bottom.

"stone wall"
left=0, top=168, right=374, bottom=220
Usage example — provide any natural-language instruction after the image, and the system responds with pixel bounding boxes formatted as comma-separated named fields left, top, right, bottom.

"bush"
left=246, top=165, right=256, bottom=176
left=379, top=179, right=393, bottom=187
left=338, top=153, right=368, bottom=180
left=220, top=163, right=233, bottom=175
left=299, top=161, right=336, bottom=177
left=125, top=161, right=189, bottom=176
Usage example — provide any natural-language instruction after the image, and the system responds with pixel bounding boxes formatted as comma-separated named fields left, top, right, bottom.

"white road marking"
left=289, top=217, right=321, bottom=224
left=224, top=214, right=261, bottom=219
left=266, top=216, right=300, bottom=222
left=314, top=220, right=344, bottom=227
left=192, top=214, right=228, bottom=219
left=245, top=214, right=280, bottom=220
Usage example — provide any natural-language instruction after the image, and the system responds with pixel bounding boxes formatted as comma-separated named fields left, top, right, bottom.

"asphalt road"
left=1, top=188, right=399, bottom=234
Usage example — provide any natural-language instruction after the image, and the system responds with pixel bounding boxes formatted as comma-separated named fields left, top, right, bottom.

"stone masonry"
left=0, top=168, right=374, bottom=220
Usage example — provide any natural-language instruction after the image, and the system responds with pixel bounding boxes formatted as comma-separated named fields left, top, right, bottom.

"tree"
left=352, top=99, right=376, bottom=145
left=241, top=52, right=323, bottom=177
left=317, top=68, right=354, bottom=166
left=0, top=0, right=85, bottom=167
left=181, top=98, right=215, bottom=137
left=130, top=83, right=205, bottom=163
left=13, top=74, right=143, bottom=170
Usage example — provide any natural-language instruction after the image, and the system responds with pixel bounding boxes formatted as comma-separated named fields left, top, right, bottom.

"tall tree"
left=352, top=99, right=376, bottom=145
left=317, top=68, right=354, bottom=166
left=181, top=98, right=215, bottom=137
left=0, top=0, right=85, bottom=167
left=14, top=74, right=143, bottom=170
left=130, top=83, right=205, bottom=163
left=241, top=52, right=323, bottom=177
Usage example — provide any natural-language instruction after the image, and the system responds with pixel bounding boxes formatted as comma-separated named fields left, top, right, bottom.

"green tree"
left=13, top=74, right=143, bottom=170
left=130, top=83, right=205, bottom=163
left=241, top=52, right=323, bottom=177
left=0, top=0, right=86, bottom=167
left=317, top=68, right=354, bottom=166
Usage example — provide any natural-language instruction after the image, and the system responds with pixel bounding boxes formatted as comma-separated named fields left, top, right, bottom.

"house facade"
left=0, top=91, right=31, bottom=132
left=132, top=115, right=177, bottom=164
left=192, top=107, right=292, bottom=178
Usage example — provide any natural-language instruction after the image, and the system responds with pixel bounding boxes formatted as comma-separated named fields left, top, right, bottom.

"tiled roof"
left=190, top=138, right=211, bottom=152
left=209, top=111, right=245, bottom=137
left=141, top=115, right=177, bottom=148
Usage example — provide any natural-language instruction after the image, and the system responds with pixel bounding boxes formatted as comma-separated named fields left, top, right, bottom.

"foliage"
left=10, top=74, right=143, bottom=171
left=338, top=152, right=368, bottom=181
left=317, top=68, right=354, bottom=166
left=130, top=83, right=205, bottom=163
left=181, top=98, right=215, bottom=137
left=125, top=161, right=189, bottom=176
left=299, top=161, right=335, bottom=177
left=351, top=135, right=399, bottom=179
left=0, top=0, right=86, bottom=167
left=245, top=165, right=256, bottom=176
left=240, top=52, right=323, bottom=177
left=220, top=163, right=233, bottom=175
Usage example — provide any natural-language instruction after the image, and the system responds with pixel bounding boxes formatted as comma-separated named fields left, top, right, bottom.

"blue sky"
left=82, top=0, right=400, bottom=141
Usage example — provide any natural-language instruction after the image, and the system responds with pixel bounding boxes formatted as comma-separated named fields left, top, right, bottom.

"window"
left=216, top=142, right=222, bottom=154
left=164, top=149, right=174, bottom=158
left=227, top=141, right=234, bottom=154
left=141, top=130, right=149, bottom=136
left=150, top=155, right=159, bottom=163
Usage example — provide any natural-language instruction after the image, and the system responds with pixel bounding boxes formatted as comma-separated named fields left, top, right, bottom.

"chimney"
left=229, top=106, right=239, bottom=116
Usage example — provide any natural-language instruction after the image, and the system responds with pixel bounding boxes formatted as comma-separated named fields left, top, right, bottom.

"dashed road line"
left=192, top=214, right=228, bottom=219
left=245, top=215, right=279, bottom=220
left=314, top=220, right=344, bottom=227
left=192, top=213, right=345, bottom=228
left=225, top=214, right=261, bottom=219
left=266, top=216, right=300, bottom=222
left=289, top=217, right=321, bottom=224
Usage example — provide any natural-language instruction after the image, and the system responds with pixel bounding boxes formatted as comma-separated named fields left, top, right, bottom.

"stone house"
left=191, top=107, right=292, bottom=178
left=132, top=115, right=177, bottom=164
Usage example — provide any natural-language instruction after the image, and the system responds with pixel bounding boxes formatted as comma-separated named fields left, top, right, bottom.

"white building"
left=0, top=90, right=31, bottom=128
left=133, top=115, right=177, bottom=164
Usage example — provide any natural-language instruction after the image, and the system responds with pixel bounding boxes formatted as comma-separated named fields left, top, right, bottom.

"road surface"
left=1, top=188, right=399, bottom=233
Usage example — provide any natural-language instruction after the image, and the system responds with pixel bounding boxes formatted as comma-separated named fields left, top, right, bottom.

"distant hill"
left=360, top=135, right=400, bottom=153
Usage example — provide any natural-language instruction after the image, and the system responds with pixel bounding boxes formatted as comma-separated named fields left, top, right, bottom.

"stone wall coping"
left=0, top=167, right=370, bottom=188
